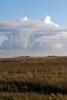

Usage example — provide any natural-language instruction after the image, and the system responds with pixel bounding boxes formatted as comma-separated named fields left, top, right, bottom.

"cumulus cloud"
left=0, top=16, right=67, bottom=57
left=43, top=16, right=59, bottom=27
left=13, top=16, right=29, bottom=21
left=43, top=16, right=52, bottom=24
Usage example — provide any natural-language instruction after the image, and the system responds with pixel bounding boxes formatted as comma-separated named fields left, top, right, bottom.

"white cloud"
left=43, top=16, right=59, bottom=27
left=43, top=16, right=52, bottom=24
left=13, top=16, right=29, bottom=21
left=0, top=16, right=67, bottom=57
left=54, top=43, right=63, bottom=49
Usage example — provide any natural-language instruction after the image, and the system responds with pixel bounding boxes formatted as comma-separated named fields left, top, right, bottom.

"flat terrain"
left=0, top=57, right=67, bottom=99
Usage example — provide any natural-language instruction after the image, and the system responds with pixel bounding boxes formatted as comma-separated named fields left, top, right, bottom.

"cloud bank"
left=0, top=15, right=67, bottom=57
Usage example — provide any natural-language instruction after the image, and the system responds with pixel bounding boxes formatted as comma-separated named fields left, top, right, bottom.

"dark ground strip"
left=0, top=81, right=67, bottom=94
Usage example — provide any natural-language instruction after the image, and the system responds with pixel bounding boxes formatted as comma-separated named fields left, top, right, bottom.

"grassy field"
left=0, top=57, right=67, bottom=99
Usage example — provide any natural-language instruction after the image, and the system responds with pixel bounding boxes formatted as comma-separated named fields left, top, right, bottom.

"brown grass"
left=0, top=93, right=67, bottom=100
left=0, top=57, right=67, bottom=99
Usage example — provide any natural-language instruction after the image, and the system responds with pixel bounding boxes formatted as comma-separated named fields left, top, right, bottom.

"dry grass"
left=0, top=93, right=67, bottom=100
left=0, top=57, right=67, bottom=99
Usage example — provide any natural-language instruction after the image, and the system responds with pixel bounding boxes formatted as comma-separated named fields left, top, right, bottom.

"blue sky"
left=0, top=0, right=67, bottom=26
left=0, top=0, right=67, bottom=57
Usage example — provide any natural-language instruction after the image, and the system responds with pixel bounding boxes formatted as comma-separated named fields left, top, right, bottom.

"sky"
left=0, top=0, right=67, bottom=57
left=0, top=0, right=67, bottom=26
